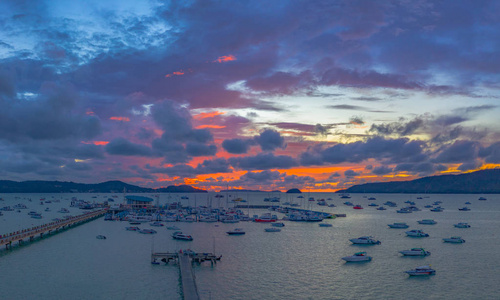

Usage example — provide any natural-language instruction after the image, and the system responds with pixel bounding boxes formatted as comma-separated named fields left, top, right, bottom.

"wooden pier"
left=0, top=209, right=107, bottom=250
left=151, top=251, right=221, bottom=300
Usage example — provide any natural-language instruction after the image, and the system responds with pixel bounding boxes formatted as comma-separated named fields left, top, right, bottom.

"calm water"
left=1, top=193, right=499, bottom=300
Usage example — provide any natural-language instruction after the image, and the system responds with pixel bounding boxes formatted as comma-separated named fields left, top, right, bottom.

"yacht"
left=388, top=222, right=409, bottom=229
left=443, top=236, right=465, bottom=243
left=265, top=227, right=281, bottom=232
left=172, top=231, right=193, bottom=241
left=405, top=230, right=429, bottom=237
left=253, top=213, right=277, bottom=222
left=399, top=248, right=431, bottom=256
left=454, top=222, right=471, bottom=228
left=342, top=252, right=372, bottom=262
left=349, top=236, right=381, bottom=245
left=405, top=266, right=436, bottom=276
left=226, top=228, right=245, bottom=235
left=417, top=219, right=437, bottom=225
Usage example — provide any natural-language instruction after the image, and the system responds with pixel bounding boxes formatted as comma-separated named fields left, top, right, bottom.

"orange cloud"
left=165, top=69, right=192, bottom=78
left=193, top=111, right=226, bottom=120
left=86, top=110, right=95, bottom=115
left=110, top=116, right=130, bottom=122
left=81, top=141, right=109, bottom=145
left=196, top=125, right=226, bottom=129
left=214, top=55, right=236, bottom=63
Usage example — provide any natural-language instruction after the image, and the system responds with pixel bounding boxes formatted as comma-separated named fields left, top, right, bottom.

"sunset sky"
left=1, top=0, right=499, bottom=192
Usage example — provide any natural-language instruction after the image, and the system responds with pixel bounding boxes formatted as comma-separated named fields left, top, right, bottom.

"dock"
left=0, top=209, right=107, bottom=250
left=151, top=251, right=221, bottom=300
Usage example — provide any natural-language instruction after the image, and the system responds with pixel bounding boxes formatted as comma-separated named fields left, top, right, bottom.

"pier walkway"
left=0, top=209, right=107, bottom=249
left=151, top=251, right=221, bottom=300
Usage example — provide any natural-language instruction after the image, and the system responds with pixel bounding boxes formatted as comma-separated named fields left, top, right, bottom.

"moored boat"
left=96, top=235, right=107, bottom=239
left=417, top=219, right=437, bottom=225
left=342, top=252, right=372, bottom=262
left=126, top=226, right=140, bottom=231
left=458, top=207, right=471, bottom=211
left=264, top=227, right=281, bottom=232
left=399, top=248, right=431, bottom=256
left=226, top=228, right=245, bottom=235
left=405, top=230, right=429, bottom=237
left=443, top=236, right=465, bottom=243
left=405, top=266, right=436, bottom=276
left=319, top=223, right=332, bottom=227
left=172, top=231, right=193, bottom=241
left=349, top=236, right=381, bottom=245
left=388, top=222, right=409, bottom=229
left=139, top=228, right=157, bottom=234
left=454, top=222, right=470, bottom=228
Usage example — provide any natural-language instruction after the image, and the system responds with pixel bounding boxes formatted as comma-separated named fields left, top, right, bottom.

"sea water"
left=0, top=193, right=499, bottom=300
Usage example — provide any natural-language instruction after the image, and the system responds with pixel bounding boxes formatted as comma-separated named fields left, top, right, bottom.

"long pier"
left=0, top=209, right=107, bottom=250
left=151, top=251, right=221, bottom=300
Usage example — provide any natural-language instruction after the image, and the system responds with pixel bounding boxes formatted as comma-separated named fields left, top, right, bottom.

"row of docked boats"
left=388, top=221, right=471, bottom=229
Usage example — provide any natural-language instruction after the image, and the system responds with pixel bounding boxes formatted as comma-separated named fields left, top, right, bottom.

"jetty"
left=151, top=250, right=221, bottom=300
left=0, top=209, right=107, bottom=250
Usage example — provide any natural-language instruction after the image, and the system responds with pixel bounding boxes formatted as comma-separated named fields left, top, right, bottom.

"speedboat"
left=265, top=227, right=281, bottom=232
left=349, top=236, right=381, bottom=245
left=126, top=226, right=140, bottom=231
left=342, top=252, right=372, bottom=262
left=172, top=231, right=193, bottom=241
left=443, top=236, right=465, bottom=243
left=458, top=207, right=471, bottom=211
left=399, top=248, right=431, bottom=256
left=226, top=228, right=245, bottom=235
left=343, top=201, right=354, bottom=206
left=388, top=222, right=409, bottom=229
left=96, top=235, right=107, bottom=239
left=417, top=219, right=437, bottom=225
left=139, top=228, right=157, bottom=234
left=405, top=266, right=436, bottom=276
left=454, top=222, right=471, bottom=228
left=405, top=230, right=429, bottom=237
left=353, top=205, right=363, bottom=209
left=149, top=221, right=164, bottom=227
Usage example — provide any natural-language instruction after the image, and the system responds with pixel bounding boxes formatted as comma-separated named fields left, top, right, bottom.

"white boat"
left=454, top=222, right=471, bottom=228
left=417, top=219, right=437, bottom=225
left=271, top=222, right=285, bottom=227
left=405, top=266, right=436, bottom=276
left=349, top=236, right=381, bottom=245
left=443, top=236, right=465, bottom=243
left=226, top=228, right=245, bottom=235
left=264, top=227, right=281, bottom=232
left=172, top=231, right=193, bottom=241
left=342, top=252, right=372, bottom=262
left=139, top=228, right=157, bottom=234
left=388, top=222, right=409, bottom=229
left=399, top=248, right=431, bottom=256
left=149, top=221, right=164, bottom=227
left=405, top=230, right=429, bottom=237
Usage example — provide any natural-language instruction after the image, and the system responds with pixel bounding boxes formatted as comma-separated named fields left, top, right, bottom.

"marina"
left=0, top=192, right=499, bottom=299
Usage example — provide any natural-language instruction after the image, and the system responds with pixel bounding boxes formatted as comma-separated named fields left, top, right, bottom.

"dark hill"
left=336, top=169, right=500, bottom=194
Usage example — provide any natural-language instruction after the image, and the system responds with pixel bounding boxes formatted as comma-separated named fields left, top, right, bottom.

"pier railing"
left=0, top=209, right=107, bottom=249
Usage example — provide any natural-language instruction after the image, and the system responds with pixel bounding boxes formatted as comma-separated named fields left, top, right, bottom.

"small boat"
left=376, top=206, right=386, bottom=210
left=349, top=236, right=381, bottom=245
left=405, top=266, right=436, bottom=276
left=417, top=219, right=437, bottom=225
left=368, top=203, right=378, bottom=207
left=139, top=229, right=157, bottom=234
left=454, top=222, right=471, bottom=228
left=458, top=207, right=471, bottom=211
left=443, top=236, right=465, bottom=243
left=126, top=226, right=140, bottom=231
left=149, top=221, right=164, bottom=227
left=271, top=222, right=285, bottom=227
left=430, top=207, right=444, bottom=212
left=96, top=235, right=107, bottom=239
left=343, top=201, right=354, bottom=206
left=226, top=228, right=245, bottom=235
left=478, top=197, right=487, bottom=201
left=388, top=222, right=409, bottom=229
left=368, top=197, right=376, bottom=200
left=172, top=231, right=193, bottom=241
left=353, top=205, right=363, bottom=209
left=465, top=202, right=471, bottom=205
left=166, top=226, right=180, bottom=230
left=405, top=230, right=429, bottom=237
left=399, top=248, right=431, bottom=256
left=319, top=223, right=332, bottom=227
left=264, top=227, right=281, bottom=232
left=342, top=252, right=372, bottom=262
left=396, top=208, right=412, bottom=213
